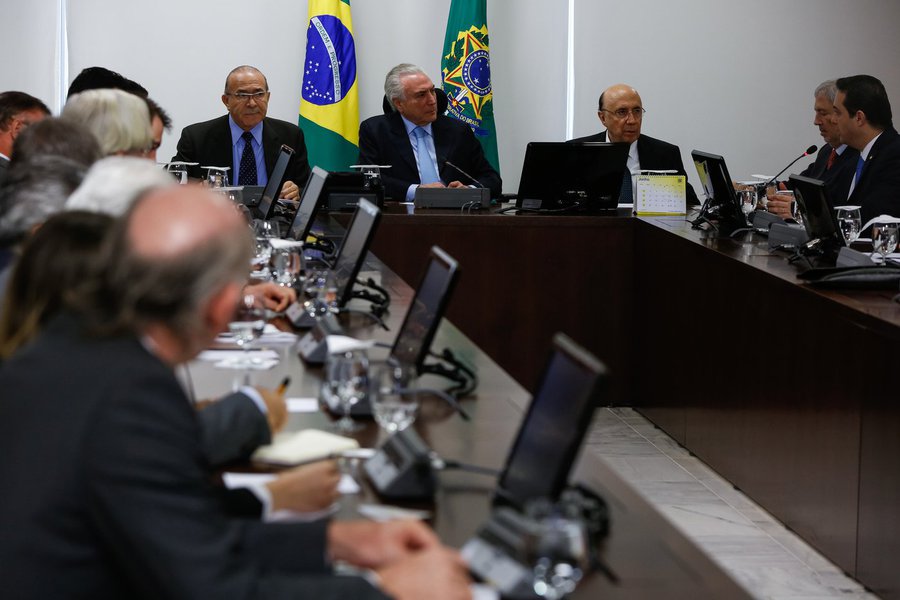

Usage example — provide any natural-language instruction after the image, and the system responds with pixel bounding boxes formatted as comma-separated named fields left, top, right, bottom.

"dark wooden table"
left=360, top=204, right=900, bottom=598
left=190, top=252, right=751, bottom=599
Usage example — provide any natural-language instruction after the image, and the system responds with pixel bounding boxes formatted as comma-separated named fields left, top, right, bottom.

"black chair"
left=382, top=88, right=449, bottom=116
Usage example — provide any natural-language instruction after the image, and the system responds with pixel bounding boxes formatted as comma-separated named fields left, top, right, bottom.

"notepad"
left=252, top=429, right=360, bottom=465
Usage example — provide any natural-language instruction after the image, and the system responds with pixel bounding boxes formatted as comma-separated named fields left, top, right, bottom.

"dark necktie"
left=619, top=169, right=633, bottom=203
left=826, top=148, right=837, bottom=170
left=238, top=131, right=257, bottom=186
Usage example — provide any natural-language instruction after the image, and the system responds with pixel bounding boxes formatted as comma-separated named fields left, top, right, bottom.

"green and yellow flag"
left=298, top=0, right=359, bottom=172
left=441, top=0, right=500, bottom=172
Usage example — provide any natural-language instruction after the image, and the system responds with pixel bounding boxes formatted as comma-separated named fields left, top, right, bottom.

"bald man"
left=173, top=65, right=311, bottom=199
left=0, top=185, right=471, bottom=599
left=571, top=84, right=699, bottom=206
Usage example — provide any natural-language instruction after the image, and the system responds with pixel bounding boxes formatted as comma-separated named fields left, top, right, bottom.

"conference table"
left=356, top=203, right=900, bottom=599
left=190, top=248, right=752, bottom=599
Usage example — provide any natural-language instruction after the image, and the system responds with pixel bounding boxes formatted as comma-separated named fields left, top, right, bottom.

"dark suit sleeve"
left=286, top=125, right=312, bottom=189
left=197, top=392, right=271, bottom=468
left=858, top=146, right=900, bottom=225
left=358, top=117, right=411, bottom=201
left=672, top=151, right=699, bottom=206
left=84, top=369, right=387, bottom=599
left=444, top=122, right=502, bottom=199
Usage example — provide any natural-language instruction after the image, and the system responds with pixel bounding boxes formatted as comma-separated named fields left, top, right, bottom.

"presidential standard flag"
left=298, top=0, right=359, bottom=172
left=441, top=0, right=500, bottom=172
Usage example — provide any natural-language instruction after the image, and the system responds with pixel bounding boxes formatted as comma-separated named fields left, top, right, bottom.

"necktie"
left=826, top=148, right=837, bottom=170
left=619, top=169, right=633, bottom=203
left=413, top=127, right=440, bottom=184
left=238, top=131, right=257, bottom=186
left=853, top=155, right=866, bottom=188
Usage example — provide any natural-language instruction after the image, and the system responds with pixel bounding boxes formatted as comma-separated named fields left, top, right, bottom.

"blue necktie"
left=413, top=127, right=440, bottom=184
left=853, top=155, right=866, bottom=189
left=238, top=131, right=257, bottom=186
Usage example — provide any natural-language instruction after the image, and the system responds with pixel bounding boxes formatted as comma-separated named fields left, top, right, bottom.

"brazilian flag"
left=298, top=0, right=359, bottom=172
left=441, top=0, right=500, bottom=172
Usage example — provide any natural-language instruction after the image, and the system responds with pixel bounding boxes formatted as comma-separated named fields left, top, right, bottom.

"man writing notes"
left=172, top=65, right=311, bottom=199
left=767, top=80, right=859, bottom=219
left=0, top=185, right=471, bottom=599
left=570, top=84, right=699, bottom=206
left=832, top=74, right=900, bottom=225
left=358, top=63, right=501, bottom=201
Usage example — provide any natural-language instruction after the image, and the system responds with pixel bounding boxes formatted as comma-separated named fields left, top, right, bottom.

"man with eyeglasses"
left=571, top=84, right=698, bottom=206
left=0, top=91, right=51, bottom=186
left=172, top=65, right=311, bottom=199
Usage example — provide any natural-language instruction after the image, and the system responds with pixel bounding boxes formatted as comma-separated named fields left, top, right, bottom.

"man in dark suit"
left=833, top=74, right=900, bottom=226
left=0, top=91, right=51, bottom=186
left=172, top=66, right=311, bottom=199
left=767, top=80, right=859, bottom=219
left=358, top=63, right=501, bottom=201
left=0, top=185, right=471, bottom=599
left=570, top=84, right=699, bottom=206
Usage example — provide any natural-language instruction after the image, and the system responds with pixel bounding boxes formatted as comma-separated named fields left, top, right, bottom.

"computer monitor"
left=253, top=144, right=294, bottom=220
left=494, top=333, right=607, bottom=509
left=390, top=247, right=460, bottom=374
left=516, top=142, right=629, bottom=212
left=691, top=150, right=746, bottom=234
left=330, top=198, right=382, bottom=308
left=789, top=174, right=844, bottom=256
left=288, top=165, right=329, bottom=241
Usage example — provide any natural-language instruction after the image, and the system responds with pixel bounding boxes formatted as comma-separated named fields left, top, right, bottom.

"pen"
left=276, top=376, right=291, bottom=395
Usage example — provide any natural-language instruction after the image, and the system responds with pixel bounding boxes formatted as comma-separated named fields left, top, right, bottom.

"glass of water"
left=872, top=221, right=899, bottom=265
left=835, top=206, right=862, bottom=246
left=526, top=499, right=588, bottom=600
left=325, top=351, right=368, bottom=433
left=225, top=294, right=267, bottom=369
left=369, top=361, right=418, bottom=434
left=205, top=166, right=230, bottom=189
left=271, top=247, right=303, bottom=288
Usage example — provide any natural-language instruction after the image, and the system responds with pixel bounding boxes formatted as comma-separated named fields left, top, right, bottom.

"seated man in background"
left=358, top=63, right=501, bottom=201
left=833, top=74, right=900, bottom=225
left=172, top=65, right=311, bottom=199
left=570, top=83, right=699, bottom=206
left=61, top=88, right=154, bottom=158
left=0, top=184, right=470, bottom=600
left=767, top=80, right=859, bottom=219
left=0, top=91, right=51, bottom=185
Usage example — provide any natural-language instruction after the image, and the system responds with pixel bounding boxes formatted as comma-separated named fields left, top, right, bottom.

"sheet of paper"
left=286, top=397, right=319, bottom=413
left=252, top=429, right=360, bottom=465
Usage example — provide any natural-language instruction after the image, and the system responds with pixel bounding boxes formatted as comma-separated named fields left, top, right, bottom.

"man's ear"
left=598, top=111, right=607, bottom=128
left=204, top=281, right=240, bottom=335
left=222, top=94, right=230, bottom=109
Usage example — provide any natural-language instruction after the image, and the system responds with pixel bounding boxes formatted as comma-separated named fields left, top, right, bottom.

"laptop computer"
left=789, top=174, right=845, bottom=259
left=288, top=165, right=329, bottom=242
left=516, top=142, right=629, bottom=213
left=252, top=144, right=294, bottom=220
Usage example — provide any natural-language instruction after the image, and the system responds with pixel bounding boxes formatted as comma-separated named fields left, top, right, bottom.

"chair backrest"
left=382, top=88, right=449, bottom=116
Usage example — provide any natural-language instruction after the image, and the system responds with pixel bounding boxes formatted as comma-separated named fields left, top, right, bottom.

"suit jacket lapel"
left=261, top=118, right=278, bottom=176
left=388, top=113, right=417, bottom=173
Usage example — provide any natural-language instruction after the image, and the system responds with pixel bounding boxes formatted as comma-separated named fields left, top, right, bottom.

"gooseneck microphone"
left=764, top=144, right=819, bottom=187
left=443, top=159, right=484, bottom=188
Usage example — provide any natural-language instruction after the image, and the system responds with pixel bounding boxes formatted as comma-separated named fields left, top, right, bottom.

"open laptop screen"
left=390, top=246, right=460, bottom=373
left=330, top=198, right=382, bottom=308
left=288, top=165, right=329, bottom=241
left=254, top=144, right=294, bottom=221
left=494, top=333, right=607, bottom=509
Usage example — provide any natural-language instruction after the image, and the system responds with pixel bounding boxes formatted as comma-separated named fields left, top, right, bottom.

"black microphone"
left=443, top=159, right=484, bottom=188
left=764, top=144, right=818, bottom=187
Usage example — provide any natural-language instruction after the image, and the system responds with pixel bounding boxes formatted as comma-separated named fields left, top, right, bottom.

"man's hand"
left=766, top=191, right=795, bottom=220
left=327, top=519, right=440, bottom=569
left=255, top=386, right=288, bottom=433
left=419, top=182, right=447, bottom=189
left=244, top=281, right=297, bottom=312
left=377, top=547, right=472, bottom=600
left=266, top=460, right=341, bottom=512
left=280, top=180, right=300, bottom=200
left=447, top=180, right=467, bottom=189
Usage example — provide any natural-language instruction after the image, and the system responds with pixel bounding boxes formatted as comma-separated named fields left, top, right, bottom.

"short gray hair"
left=224, top=65, right=268, bottom=94
left=66, top=156, right=175, bottom=216
left=814, top=80, right=838, bottom=103
left=384, top=63, right=428, bottom=111
left=61, top=89, right=152, bottom=156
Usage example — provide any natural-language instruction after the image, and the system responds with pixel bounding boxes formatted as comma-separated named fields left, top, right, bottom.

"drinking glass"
left=225, top=294, right=267, bottom=369
left=369, top=361, right=418, bottom=434
left=835, top=206, right=862, bottom=246
left=271, top=248, right=303, bottom=288
left=325, top=351, right=368, bottom=433
left=303, top=270, right=339, bottom=318
left=251, top=219, right=281, bottom=278
left=735, top=189, right=756, bottom=216
left=167, top=163, right=189, bottom=184
left=872, top=221, right=899, bottom=265
left=206, top=166, right=230, bottom=189
left=526, top=499, right=588, bottom=600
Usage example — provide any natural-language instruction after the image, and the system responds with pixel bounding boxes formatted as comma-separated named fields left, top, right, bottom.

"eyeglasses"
left=601, top=107, right=645, bottom=120
left=226, top=90, right=269, bottom=102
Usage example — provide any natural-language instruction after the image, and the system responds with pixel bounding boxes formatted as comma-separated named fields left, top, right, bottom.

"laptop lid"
left=288, top=165, right=329, bottom=241
left=494, top=333, right=607, bottom=509
left=330, top=198, right=382, bottom=308
left=390, top=246, right=460, bottom=374
left=789, top=174, right=844, bottom=250
left=516, top=142, right=628, bottom=211
left=254, top=144, right=294, bottom=221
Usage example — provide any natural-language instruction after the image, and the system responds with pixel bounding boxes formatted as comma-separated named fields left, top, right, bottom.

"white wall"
left=2, top=0, right=900, bottom=193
